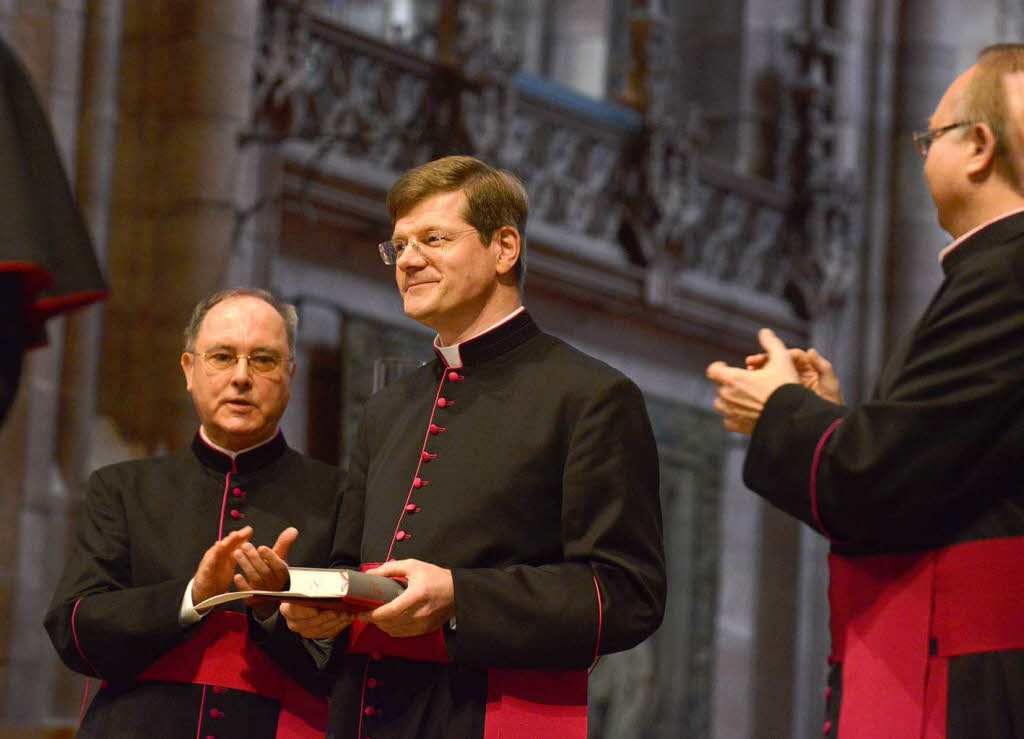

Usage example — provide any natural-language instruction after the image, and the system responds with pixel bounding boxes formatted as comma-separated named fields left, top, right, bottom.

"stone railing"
left=246, top=0, right=859, bottom=350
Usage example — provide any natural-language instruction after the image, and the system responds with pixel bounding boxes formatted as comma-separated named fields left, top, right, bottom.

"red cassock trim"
left=135, top=611, right=327, bottom=739
left=348, top=563, right=588, bottom=737
left=828, top=537, right=1024, bottom=738
left=483, top=668, right=587, bottom=739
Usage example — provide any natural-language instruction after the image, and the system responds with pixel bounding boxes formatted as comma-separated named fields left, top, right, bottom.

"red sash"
left=136, top=611, right=327, bottom=739
left=349, top=563, right=588, bottom=738
left=828, top=537, right=1024, bottom=738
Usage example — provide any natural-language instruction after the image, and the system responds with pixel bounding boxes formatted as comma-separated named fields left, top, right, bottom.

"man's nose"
left=230, top=356, right=253, bottom=384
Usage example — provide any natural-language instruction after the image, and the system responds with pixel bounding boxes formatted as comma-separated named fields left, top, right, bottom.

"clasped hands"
left=280, top=559, right=455, bottom=641
left=191, top=525, right=298, bottom=621
left=707, top=327, right=842, bottom=434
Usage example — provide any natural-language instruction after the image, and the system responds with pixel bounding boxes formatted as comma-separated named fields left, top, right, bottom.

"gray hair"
left=183, top=287, right=298, bottom=356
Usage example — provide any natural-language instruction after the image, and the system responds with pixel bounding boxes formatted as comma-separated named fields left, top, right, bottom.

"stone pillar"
left=710, top=436, right=763, bottom=739
left=99, top=1, right=262, bottom=452
left=544, top=0, right=611, bottom=99
left=885, top=1, right=974, bottom=355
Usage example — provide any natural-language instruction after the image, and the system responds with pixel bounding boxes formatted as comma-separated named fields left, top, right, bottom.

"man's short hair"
left=960, top=44, right=1024, bottom=188
left=183, top=287, right=298, bottom=356
left=386, top=155, right=529, bottom=289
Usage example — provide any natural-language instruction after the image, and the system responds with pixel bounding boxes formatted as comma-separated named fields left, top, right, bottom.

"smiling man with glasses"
left=46, top=287, right=341, bottom=739
left=707, top=44, right=1024, bottom=738
left=281, top=155, right=666, bottom=739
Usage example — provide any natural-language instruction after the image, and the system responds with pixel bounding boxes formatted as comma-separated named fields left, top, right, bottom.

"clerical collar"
left=432, top=307, right=540, bottom=369
left=939, top=205, right=1024, bottom=267
left=192, top=426, right=287, bottom=475
left=433, top=306, right=527, bottom=369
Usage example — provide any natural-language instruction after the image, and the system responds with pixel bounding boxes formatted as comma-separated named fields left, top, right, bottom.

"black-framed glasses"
left=378, top=228, right=479, bottom=265
left=912, top=121, right=973, bottom=158
left=193, top=350, right=292, bottom=375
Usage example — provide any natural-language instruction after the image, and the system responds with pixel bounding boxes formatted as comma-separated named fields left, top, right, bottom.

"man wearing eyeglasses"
left=280, top=155, right=666, bottom=739
left=707, top=44, right=1024, bottom=737
left=45, top=287, right=340, bottom=738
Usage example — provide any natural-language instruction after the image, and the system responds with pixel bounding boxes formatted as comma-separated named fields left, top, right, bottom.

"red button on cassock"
left=230, top=510, right=244, bottom=519
left=421, top=451, right=437, bottom=462
left=448, top=371, right=460, bottom=381
left=367, top=678, right=378, bottom=689
left=364, top=706, right=377, bottom=716
left=232, top=488, right=244, bottom=498
left=413, top=477, right=423, bottom=488
left=437, top=397, right=450, bottom=408
left=429, top=424, right=444, bottom=435
left=823, top=720, right=832, bottom=734
left=395, top=530, right=410, bottom=541
left=209, top=709, right=225, bottom=719
left=371, top=651, right=382, bottom=661
left=405, top=504, right=420, bottom=513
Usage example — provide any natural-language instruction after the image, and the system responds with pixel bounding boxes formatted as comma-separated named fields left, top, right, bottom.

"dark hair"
left=183, top=287, right=298, bottom=355
left=386, top=155, right=529, bottom=289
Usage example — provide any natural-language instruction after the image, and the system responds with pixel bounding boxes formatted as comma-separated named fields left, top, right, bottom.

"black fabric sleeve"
left=43, top=469, right=194, bottom=681
left=744, top=249, right=1024, bottom=548
left=448, top=377, right=666, bottom=670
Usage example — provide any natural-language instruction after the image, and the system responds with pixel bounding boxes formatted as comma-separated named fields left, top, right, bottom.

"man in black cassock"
left=280, top=155, right=666, bottom=738
left=0, top=37, right=106, bottom=423
left=707, top=44, right=1024, bottom=738
left=46, top=288, right=341, bottom=738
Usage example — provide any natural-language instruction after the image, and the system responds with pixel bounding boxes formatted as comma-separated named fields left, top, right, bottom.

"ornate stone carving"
left=250, top=0, right=857, bottom=326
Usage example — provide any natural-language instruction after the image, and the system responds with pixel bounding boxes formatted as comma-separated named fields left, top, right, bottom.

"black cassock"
left=320, top=310, right=666, bottom=739
left=46, top=433, right=341, bottom=739
left=744, top=211, right=1024, bottom=738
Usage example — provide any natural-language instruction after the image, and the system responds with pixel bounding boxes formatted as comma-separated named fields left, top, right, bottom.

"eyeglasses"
left=378, top=228, right=479, bottom=265
left=192, top=350, right=292, bottom=375
left=912, top=121, right=973, bottom=158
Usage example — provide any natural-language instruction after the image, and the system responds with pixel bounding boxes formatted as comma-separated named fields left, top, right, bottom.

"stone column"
left=98, top=1, right=262, bottom=452
left=710, top=436, right=763, bottom=739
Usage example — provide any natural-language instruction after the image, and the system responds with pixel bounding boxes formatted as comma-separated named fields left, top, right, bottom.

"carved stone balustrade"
left=244, top=0, right=861, bottom=353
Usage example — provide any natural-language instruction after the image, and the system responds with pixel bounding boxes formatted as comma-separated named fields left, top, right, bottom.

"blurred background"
left=0, top=1, right=1019, bottom=737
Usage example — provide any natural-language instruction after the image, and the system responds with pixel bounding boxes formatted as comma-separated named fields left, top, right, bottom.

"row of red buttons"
left=389, top=371, right=463, bottom=551
left=229, top=486, right=246, bottom=520
left=363, top=370, right=465, bottom=736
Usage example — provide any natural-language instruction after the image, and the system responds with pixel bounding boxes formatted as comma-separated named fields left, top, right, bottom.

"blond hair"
left=959, top=44, right=1024, bottom=186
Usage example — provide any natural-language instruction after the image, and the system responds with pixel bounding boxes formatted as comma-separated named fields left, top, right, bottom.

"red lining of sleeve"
left=810, top=418, right=844, bottom=542
left=589, top=572, right=603, bottom=671
left=70, top=597, right=101, bottom=678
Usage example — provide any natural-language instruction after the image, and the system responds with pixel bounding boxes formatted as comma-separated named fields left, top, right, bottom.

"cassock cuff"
left=179, top=577, right=207, bottom=626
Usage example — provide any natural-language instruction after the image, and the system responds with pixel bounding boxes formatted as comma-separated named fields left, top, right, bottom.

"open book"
left=194, top=567, right=406, bottom=614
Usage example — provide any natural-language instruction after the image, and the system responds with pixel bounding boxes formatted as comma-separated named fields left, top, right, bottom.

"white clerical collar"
left=939, top=205, right=1024, bottom=264
left=198, top=425, right=280, bottom=459
left=433, top=306, right=526, bottom=369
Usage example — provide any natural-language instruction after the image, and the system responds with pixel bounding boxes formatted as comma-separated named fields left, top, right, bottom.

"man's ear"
left=965, top=121, right=998, bottom=179
left=493, top=225, right=521, bottom=278
left=181, top=352, right=194, bottom=392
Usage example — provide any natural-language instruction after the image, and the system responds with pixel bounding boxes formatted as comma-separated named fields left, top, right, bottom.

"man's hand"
left=280, top=602, right=354, bottom=639
left=706, top=328, right=801, bottom=434
left=233, top=526, right=298, bottom=621
left=359, top=559, right=455, bottom=637
left=745, top=347, right=842, bottom=403
left=192, top=526, right=253, bottom=605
